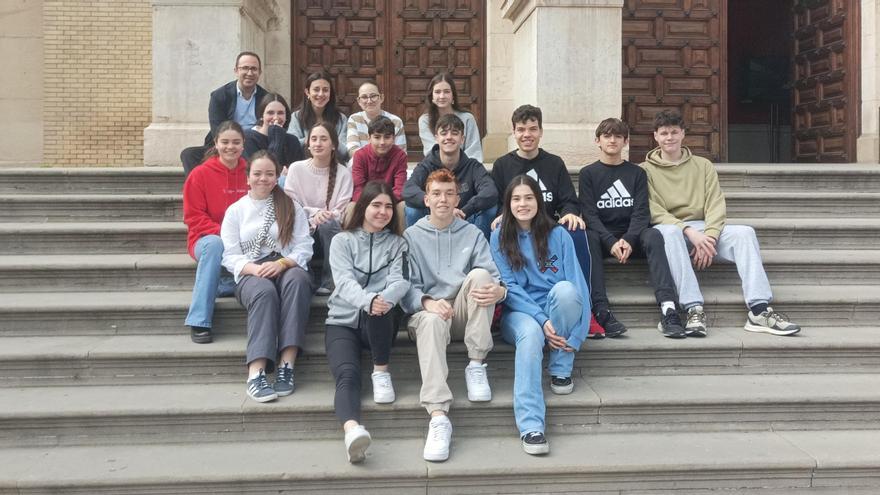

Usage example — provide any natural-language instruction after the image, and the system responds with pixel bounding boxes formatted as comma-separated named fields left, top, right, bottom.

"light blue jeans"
left=404, top=205, right=498, bottom=240
left=185, top=235, right=236, bottom=328
left=500, top=280, right=584, bottom=437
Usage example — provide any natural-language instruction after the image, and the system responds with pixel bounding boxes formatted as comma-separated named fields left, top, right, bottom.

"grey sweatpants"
left=235, top=266, right=312, bottom=371
left=653, top=220, right=772, bottom=310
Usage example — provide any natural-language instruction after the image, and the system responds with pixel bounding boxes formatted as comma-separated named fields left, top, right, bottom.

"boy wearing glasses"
left=403, top=114, right=499, bottom=238
left=181, top=51, right=267, bottom=174
left=403, top=168, right=506, bottom=462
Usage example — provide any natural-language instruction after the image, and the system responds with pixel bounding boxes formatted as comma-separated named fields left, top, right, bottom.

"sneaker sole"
left=657, top=322, right=687, bottom=339
left=522, top=441, right=550, bottom=455
left=550, top=384, right=574, bottom=395
left=274, top=387, right=294, bottom=397
left=247, top=391, right=279, bottom=403
left=373, top=392, right=395, bottom=404
left=743, top=323, right=801, bottom=336
left=604, top=328, right=627, bottom=338
left=587, top=333, right=605, bottom=340
left=347, top=434, right=371, bottom=463
left=685, top=328, right=708, bottom=337
left=467, top=392, right=492, bottom=402
left=423, top=447, right=450, bottom=462
left=190, top=333, right=212, bottom=344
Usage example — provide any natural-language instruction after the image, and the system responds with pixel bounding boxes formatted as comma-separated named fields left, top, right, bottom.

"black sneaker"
left=596, top=310, right=628, bottom=338
left=190, top=326, right=212, bottom=344
left=657, top=309, right=687, bottom=338
left=521, top=431, right=550, bottom=455
left=550, top=375, right=574, bottom=395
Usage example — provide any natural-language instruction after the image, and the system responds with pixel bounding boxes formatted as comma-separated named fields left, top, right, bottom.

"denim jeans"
left=404, top=205, right=498, bottom=240
left=185, top=235, right=236, bottom=328
left=500, top=281, right=583, bottom=436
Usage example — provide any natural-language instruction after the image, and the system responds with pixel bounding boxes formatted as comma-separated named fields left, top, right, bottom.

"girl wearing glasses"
left=345, top=81, right=407, bottom=158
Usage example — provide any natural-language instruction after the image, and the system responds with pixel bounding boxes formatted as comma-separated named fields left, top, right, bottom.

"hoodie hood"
left=644, top=146, right=694, bottom=168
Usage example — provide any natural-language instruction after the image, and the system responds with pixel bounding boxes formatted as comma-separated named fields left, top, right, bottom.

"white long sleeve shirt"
left=220, top=193, right=314, bottom=282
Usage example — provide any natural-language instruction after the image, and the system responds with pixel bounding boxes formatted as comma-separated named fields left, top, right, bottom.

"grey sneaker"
left=685, top=305, right=708, bottom=337
left=246, top=369, right=278, bottom=403
left=744, top=307, right=801, bottom=336
left=521, top=431, right=550, bottom=455
left=273, top=365, right=295, bottom=397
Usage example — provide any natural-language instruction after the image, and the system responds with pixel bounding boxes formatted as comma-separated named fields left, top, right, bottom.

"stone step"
left=2, top=326, right=877, bottom=388
left=0, top=222, right=185, bottom=255
left=3, top=190, right=878, bottom=222
left=0, top=429, right=877, bottom=493
left=0, top=167, right=183, bottom=195
left=3, top=217, right=879, bottom=255
left=2, top=373, right=880, bottom=448
left=0, top=194, right=182, bottom=222
left=0, top=285, right=875, bottom=337
left=1, top=250, right=876, bottom=293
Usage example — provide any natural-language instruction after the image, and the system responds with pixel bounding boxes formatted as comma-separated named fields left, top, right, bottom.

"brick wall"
left=43, top=0, right=151, bottom=166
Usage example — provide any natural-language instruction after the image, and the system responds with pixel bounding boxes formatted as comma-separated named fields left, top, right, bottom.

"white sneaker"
left=465, top=362, right=492, bottom=402
left=423, top=415, right=452, bottom=462
left=344, top=425, right=371, bottom=463
left=371, top=371, right=395, bottom=404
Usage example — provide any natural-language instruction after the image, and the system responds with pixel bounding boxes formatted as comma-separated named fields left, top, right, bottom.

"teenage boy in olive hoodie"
left=403, top=114, right=498, bottom=238
left=402, top=168, right=506, bottom=462
left=641, top=109, right=800, bottom=337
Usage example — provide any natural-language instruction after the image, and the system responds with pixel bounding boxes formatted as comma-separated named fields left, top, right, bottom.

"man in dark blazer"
left=180, top=51, right=268, bottom=174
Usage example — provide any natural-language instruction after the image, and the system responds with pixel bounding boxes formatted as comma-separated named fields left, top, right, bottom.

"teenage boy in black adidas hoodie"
left=578, top=118, right=686, bottom=338
left=491, top=105, right=610, bottom=337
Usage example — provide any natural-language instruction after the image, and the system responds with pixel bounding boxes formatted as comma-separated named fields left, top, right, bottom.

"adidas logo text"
left=597, top=197, right=633, bottom=208
left=597, top=179, right=633, bottom=209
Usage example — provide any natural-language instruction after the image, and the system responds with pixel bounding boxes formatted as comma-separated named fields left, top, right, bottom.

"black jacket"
left=490, top=149, right=580, bottom=220
left=204, top=81, right=268, bottom=146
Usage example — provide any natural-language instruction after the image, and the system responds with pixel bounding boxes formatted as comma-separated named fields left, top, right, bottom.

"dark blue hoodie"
left=402, top=144, right=498, bottom=218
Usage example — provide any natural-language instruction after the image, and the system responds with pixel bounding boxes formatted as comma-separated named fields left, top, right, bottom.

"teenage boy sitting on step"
left=348, top=116, right=408, bottom=232
left=640, top=109, right=801, bottom=337
left=402, top=168, right=507, bottom=462
left=403, top=114, right=498, bottom=239
left=579, top=118, right=686, bottom=339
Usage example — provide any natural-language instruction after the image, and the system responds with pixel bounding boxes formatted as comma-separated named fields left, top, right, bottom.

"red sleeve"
left=391, top=149, right=408, bottom=201
left=351, top=150, right=367, bottom=201
left=183, top=172, right=221, bottom=255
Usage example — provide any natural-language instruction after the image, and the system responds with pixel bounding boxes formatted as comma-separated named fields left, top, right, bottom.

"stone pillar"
left=143, top=0, right=283, bottom=165
left=484, top=0, right=517, bottom=162
left=500, top=0, right=623, bottom=167
left=857, top=0, right=879, bottom=163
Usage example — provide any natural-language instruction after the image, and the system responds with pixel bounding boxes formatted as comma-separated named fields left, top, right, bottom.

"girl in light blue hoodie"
left=490, top=175, right=591, bottom=456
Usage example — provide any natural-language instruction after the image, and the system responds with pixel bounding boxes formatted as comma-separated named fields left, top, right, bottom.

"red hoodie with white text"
left=182, top=155, right=249, bottom=258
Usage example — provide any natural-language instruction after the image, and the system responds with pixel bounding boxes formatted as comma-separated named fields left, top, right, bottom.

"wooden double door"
left=622, top=0, right=860, bottom=163
left=292, top=0, right=485, bottom=157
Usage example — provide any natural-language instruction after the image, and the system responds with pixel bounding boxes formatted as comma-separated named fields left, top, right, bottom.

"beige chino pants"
left=407, top=268, right=495, bottom=414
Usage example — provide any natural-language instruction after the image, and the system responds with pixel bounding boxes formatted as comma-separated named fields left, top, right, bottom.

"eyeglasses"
left=358, top=94, right=381, bottom=102
left=237, top=66, right=261, bottom=74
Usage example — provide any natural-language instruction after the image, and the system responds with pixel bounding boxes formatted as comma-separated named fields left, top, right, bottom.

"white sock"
left=660, top=301, right=676, bottom=315
left=468, top=360, right=483, bottom=368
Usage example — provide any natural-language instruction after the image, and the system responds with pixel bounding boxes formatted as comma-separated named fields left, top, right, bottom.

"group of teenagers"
left=181, top=51, right=802, bottom=465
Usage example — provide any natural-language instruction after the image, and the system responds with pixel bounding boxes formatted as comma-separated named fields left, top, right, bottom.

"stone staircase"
left=0, top=164, right=879, bottom=494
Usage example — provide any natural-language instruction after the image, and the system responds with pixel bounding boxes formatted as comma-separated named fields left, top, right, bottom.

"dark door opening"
left=727, top=0, right=794, bottom=163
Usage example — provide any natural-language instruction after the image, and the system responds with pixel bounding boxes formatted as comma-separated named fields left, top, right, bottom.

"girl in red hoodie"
left=183, top=121, right=250, bottom=343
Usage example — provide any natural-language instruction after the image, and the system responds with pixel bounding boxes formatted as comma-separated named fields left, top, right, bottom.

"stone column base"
left=857, top=134, right=880, bottom=163
left=144, top=123, right=208, bottom=166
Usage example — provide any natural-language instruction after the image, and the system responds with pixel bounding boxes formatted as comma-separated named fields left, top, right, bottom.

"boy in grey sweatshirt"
left=402, top=168, right=506, bottom=462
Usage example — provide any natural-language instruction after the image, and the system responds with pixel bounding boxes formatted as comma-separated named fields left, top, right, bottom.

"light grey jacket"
left=401, top=217, right=500, bottom=313
left=325, top=228, right=410, bottom=328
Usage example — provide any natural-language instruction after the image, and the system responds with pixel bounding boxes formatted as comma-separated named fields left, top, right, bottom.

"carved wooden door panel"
left=292, top=0, right=486, bottom=160
left=792, top=0, right=859, bottom=162
left=292, top=1, right=387, bottom=119
left=389, top=0, right=485, bottom=158
left=622, top=0, right=727, bottom=163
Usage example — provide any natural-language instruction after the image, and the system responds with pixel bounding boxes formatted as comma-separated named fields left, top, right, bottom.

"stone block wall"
left=43, top=0, right=151, bottom=166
